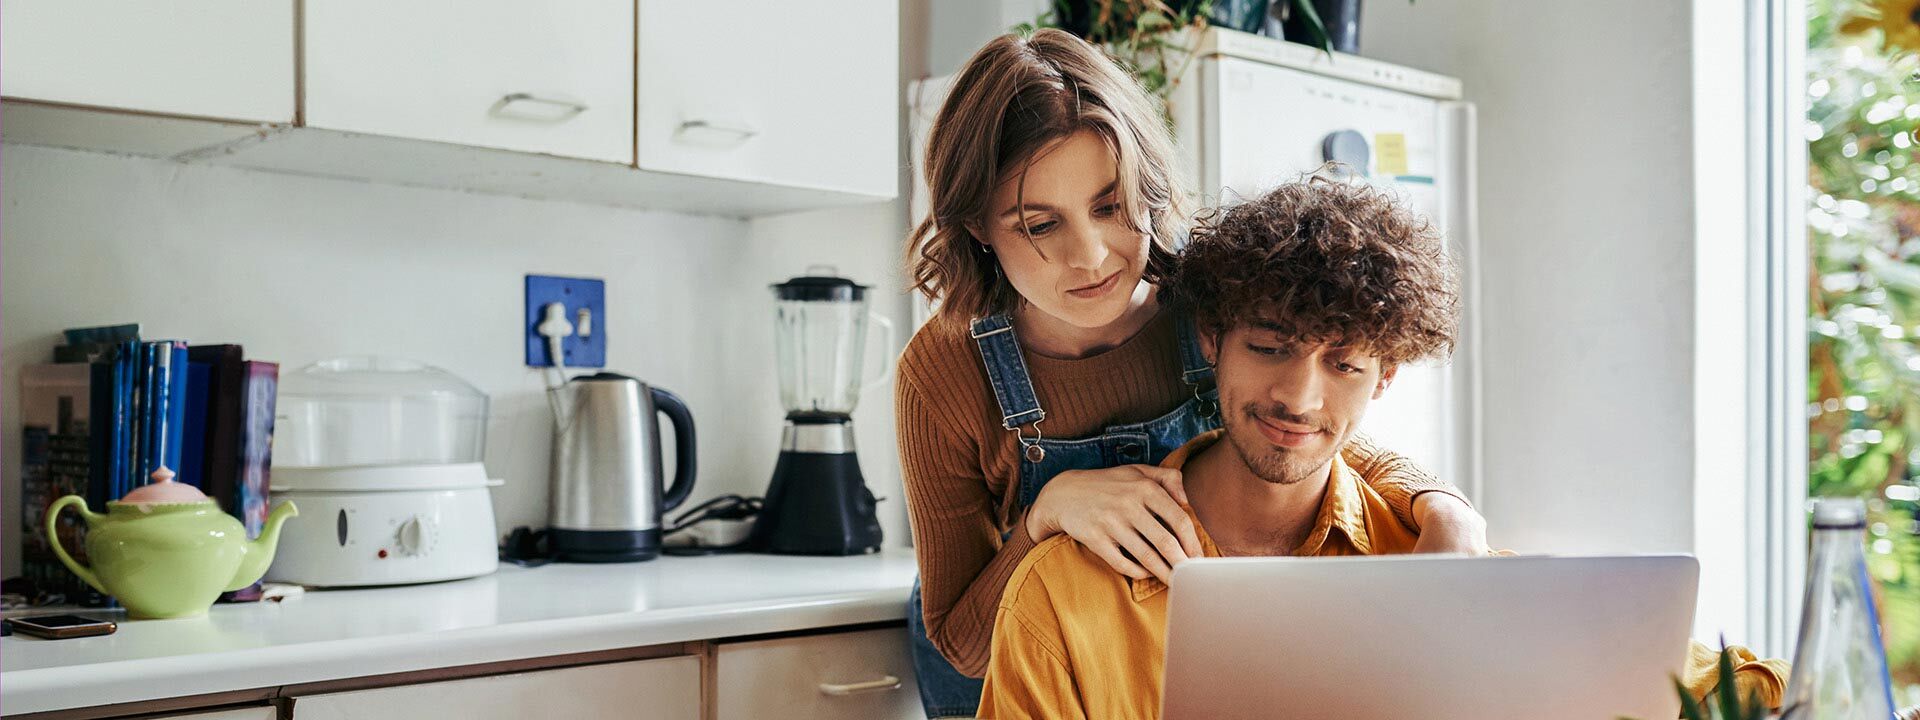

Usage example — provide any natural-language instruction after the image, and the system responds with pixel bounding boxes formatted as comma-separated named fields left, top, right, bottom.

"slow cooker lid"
left=270, top=462, right=495, bottom=493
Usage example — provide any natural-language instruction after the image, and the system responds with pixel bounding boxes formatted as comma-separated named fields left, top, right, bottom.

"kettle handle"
left=45, top=495, right=107, bottom=595
left=650, top=386, right=698, bottom=513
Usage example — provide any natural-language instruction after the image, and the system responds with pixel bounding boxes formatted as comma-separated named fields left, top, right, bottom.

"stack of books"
left=19, top=324, right=280, bottom=606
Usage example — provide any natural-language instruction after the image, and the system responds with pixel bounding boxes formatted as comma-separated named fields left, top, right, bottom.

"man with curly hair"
left=975, top=178, right=1787, bottom=719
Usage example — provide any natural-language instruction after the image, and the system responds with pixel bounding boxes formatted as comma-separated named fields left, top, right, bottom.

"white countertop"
left=0, top=550, right=920, bottom=715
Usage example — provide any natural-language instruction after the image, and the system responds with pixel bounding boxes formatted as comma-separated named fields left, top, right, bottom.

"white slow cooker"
left=265, top=357, right=500, bottom=587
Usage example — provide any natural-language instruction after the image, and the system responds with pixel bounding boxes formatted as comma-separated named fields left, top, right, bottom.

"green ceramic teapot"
left=46, top=468, right=298, bottom=619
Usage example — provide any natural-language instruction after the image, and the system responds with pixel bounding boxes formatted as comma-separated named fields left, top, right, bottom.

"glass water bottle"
left=1781, top=497, right=1896, bottom=719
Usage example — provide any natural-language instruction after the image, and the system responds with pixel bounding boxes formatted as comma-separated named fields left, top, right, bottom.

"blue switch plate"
left=525, top=275, right=606, bottom=368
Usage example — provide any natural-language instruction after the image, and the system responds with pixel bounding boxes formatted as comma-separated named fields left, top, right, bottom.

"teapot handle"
left=45, top=495, right=107, bottom=594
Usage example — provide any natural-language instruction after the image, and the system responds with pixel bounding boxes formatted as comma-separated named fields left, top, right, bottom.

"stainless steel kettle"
left=549, top=372, right=696, bottom=562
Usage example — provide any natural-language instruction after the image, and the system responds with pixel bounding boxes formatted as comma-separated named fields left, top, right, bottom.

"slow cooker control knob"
left=396, top=514, right=432, bottom=556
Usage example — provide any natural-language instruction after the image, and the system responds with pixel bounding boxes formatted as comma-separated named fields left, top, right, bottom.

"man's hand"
left=1410, top=492, right=1490, bottom=555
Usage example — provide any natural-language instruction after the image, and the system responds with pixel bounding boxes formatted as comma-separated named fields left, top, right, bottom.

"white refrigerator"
left=910, top=28, right=1481, bottom=501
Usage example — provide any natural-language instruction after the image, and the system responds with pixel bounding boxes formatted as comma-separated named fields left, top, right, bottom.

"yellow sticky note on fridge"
left=1374, top=133, right=1408, bottom=176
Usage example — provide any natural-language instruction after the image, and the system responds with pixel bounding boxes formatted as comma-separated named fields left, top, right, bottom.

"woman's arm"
left=1341, top=434, right=1486, bottom=553
left=898, top=370, right=1044, bottom=678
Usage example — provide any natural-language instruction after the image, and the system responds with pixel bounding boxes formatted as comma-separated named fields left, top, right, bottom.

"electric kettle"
left=549, top=372, right=696, bottom=562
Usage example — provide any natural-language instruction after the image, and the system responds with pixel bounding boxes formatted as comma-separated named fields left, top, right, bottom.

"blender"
left=748, top=267, right=894, bottom=555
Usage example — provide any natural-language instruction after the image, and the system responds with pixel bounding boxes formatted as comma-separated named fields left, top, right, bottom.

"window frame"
left=1747, top=0, right=1810, bottom=658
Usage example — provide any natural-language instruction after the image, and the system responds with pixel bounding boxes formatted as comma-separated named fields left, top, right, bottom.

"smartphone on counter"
left=9, top=614, right=117, bottom=639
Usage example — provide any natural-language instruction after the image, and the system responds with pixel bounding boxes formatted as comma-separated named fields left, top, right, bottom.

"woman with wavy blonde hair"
left=896, top=29, right=1487, bottom=717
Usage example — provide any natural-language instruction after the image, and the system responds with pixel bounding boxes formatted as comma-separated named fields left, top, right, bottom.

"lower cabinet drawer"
left=715, top=626, right=922, bottom=720
left=293, top=655, right=701, bottom=720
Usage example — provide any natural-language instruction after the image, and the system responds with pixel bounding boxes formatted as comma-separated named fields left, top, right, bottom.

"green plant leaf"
left=1675, top=677, right=1708, bottom=720
left=1289, top=0, right=1335, bottom=56
left=1714, top=640, right=1743, bottom=719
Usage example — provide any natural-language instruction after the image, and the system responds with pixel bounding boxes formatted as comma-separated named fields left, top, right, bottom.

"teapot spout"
left=227, top=501, right=298, bottom=592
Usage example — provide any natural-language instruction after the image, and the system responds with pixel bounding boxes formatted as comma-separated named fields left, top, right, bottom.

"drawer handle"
left=492, top=93, right=589, bottom=121
left=817, top=675, right=902, bottom=696
left=674, top=119, right=759, bottom=147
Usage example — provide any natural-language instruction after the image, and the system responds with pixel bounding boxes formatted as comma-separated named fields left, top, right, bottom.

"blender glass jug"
left=772, top=267, right=892, bottom=415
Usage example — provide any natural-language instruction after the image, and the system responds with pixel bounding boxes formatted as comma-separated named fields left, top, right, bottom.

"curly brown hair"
left=1169, top=176, right=1460, bottom=365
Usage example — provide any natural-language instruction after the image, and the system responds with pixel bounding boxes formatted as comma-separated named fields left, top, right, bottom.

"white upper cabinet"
left=0, top=0, right=294, bottom=123
left=637, top=0, right=898, bottom=198
left=1, top=1, right=899, bottom=214
left=303, top=0, right=634, bottom=164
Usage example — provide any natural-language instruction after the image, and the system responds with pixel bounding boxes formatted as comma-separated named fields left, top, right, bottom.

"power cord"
left=664, top=494, right=762, bottom=534
left=661, top=494, right=763, bottom=556
left=537, top=302, right=573, bottom=420
left=499, top=495, right=764, bottom=563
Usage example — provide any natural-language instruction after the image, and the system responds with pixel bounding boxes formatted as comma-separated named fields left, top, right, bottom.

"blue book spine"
left=162, top=342, right=188, bottom=476
left=149, top=342, right=166, bottom=480
left=125, top=343, right=146, bottom=498
left=111, top=341, right=133, bottom=501
left=179, top=361, right=211, bottom=488
left=135, top=342, right=156, bottom=490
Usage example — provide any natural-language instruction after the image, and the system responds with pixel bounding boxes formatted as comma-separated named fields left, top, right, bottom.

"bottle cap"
left=1809, top=496, right=1867, bottom=529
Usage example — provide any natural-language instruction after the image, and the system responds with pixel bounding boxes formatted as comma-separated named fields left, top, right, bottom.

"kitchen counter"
left=0, top=550, right=920, bottom=715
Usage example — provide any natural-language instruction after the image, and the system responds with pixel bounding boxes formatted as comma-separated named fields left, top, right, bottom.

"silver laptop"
left=1161, top=554, right=1700, bottom=720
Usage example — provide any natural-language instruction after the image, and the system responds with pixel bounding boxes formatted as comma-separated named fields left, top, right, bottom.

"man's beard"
left=1224, top=401, right=1339, bottom=485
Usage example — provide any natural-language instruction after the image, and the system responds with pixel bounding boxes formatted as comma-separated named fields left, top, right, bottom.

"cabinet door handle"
left=817, top=675, right=902, bottom=696
left=492, top=93, right=589, bottom=121
left=673, top=119, right=759, bottom=146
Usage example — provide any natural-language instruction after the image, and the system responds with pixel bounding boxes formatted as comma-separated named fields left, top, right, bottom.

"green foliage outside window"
left=1806, top=0, right=1920, bottom=703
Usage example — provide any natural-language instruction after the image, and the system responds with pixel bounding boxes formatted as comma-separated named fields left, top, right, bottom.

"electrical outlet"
left=525, top=275, right=606, bottom=368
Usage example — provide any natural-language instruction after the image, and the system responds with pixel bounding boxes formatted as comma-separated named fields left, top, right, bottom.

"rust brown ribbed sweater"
left=895, top=307, right=1466, bottom=678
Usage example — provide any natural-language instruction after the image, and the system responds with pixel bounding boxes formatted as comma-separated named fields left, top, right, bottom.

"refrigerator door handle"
left=1439, top=100, right=1484, bottom=507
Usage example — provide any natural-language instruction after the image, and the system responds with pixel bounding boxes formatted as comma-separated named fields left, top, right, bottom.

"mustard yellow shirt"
left=976, top=430, right=1788, bottom=719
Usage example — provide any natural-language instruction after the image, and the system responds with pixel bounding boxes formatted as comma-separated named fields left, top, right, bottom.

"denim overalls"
left=906, top=312, right=1221, bottom=718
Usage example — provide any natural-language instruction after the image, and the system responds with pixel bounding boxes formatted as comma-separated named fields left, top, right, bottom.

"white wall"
left=0, top=142, right=919, bottom=573
left=0, top=145, right=697, bottom=572
left=927, top=0, right=1043, bottom=75
left=1362, top=1, right=1755, bottom=641
left=1688, top=0, right=1757, bottom=652
left=1366, top=0, right=1699, bottom=551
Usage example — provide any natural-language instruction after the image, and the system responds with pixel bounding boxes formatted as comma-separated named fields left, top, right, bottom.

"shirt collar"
left=1295, top=450, right=1372, bottom=557
left=1128, top=429, right=1372, bottom=602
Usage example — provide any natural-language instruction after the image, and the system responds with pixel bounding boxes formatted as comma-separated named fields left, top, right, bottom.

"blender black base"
left=751, top=451, right=884, bottom=556
left=552, top=528, right=662, bottom=563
